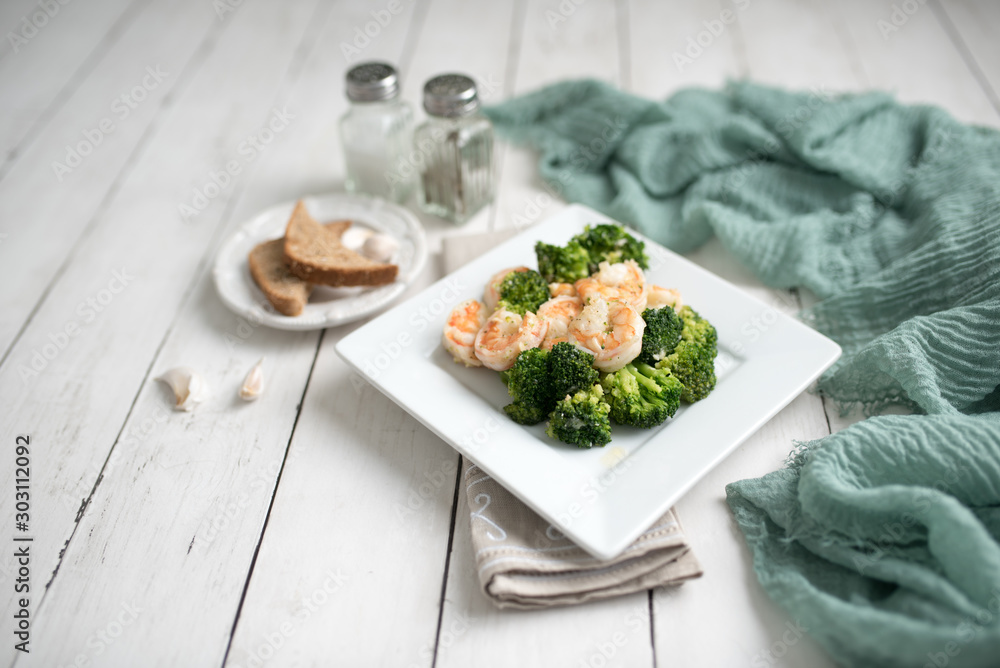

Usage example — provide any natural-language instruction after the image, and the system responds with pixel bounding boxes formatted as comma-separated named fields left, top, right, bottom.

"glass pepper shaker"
left=339, top=62, right=414, bottom=203
left=415, top=74, right=494, bottom=224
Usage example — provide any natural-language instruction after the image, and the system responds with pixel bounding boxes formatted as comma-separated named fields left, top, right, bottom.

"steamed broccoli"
left=535, top=239, right=591, bottom=284
left=497, top=269, right=550, bottom=315
left=601, top=362, right=683, bottom=428
left=546, top=384, right=612, bottom=448
left=657, top=306, right=717, bottom=402
left=573, top=223, right=649, bottom=273
left=503, top=348, right=554, bottom=425
left=549, top=342, right=599, bottom=402
left=502, top=343, right=599, bottom=425
left=533, top=224, right=648, bottom=284
left=677, top=305, right=717, bottom=349
left=636, top=307, right=683, bottom=366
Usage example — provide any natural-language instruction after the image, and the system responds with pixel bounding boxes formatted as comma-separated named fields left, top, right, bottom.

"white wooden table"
left=1, top=0, right=998, bottom=666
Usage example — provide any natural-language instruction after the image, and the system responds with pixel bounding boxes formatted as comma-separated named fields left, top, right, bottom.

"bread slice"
left=248, top=237, right=314, bottom=316
left=283, top=200, right=398, bottom=287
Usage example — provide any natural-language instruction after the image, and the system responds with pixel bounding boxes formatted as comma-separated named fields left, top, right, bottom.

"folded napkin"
left=442, top=232, right=702, bottom=610
left=484, top=80, right=1000, bottom=665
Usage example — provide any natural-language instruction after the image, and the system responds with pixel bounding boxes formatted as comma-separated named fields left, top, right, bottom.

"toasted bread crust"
left=283, top=200, right=398, bottom=287
left=248, top=237, right=313, bottom=316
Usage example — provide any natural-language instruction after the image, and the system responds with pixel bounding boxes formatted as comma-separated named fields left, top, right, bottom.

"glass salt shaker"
left=415, top=74, right=494, bottom=224
left=339, top=62, right=414, bottom=203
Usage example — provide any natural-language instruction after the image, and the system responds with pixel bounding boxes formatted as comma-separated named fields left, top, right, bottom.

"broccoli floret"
left=677, top=305, right=717, bottom=349
left=504, top=402, right=550, bottom=426
left=572, top=223, right=649, bottom=273
left=657, top=306, right=718, bottom=403
left=658, top=342, right=716, bottom=403
left=601, top=362, right=683, bottom=428
left=502, top=344, right=598, bottom=425
left=535, top=239, right=591, bottom=284
left=533, top=224, right=647, bottom=283
left=503, top=348, right=554, bottom=425
left=498, top=269, right=550, bottom=315
left=546, top=384, right=612, bottom=448
left=636, top=307, right=683, bottom=366
left=549, top=342, right=599, bottom=401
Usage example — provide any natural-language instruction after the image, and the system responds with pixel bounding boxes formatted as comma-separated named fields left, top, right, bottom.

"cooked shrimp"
left=536, top=295, right=583, bottom=346
left=647, top=285, right=682, bottom=312
left=484, top=266, right=530, bottom=312
left=567, top=297, right=645, bottom=372
left=474, top=306, right=549, bottom=371
left=541, top=336, right=568, bottom=351
left=574, top=260, right=647, bottom=312
left=443, top=299, right=488, bottom=367
left=549, top=282, right=577, bottom=298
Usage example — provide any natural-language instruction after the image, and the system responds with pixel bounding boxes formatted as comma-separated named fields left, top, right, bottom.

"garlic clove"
left=155, top=367, right=209, bottom=411
left=361, top=233, right=398, bottom=263
left=239, top=358, right=265, bottom=401
left=341, top=226, right=374, bottom=251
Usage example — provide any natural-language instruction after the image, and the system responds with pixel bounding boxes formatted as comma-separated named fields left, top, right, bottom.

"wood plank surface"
left=0, top=0, right=224, bottom=358
left=1, top=1, right=997, bottom=666
left=0, top=0, right=141, bottom=163
left=4, top=1, right=324, bottom=665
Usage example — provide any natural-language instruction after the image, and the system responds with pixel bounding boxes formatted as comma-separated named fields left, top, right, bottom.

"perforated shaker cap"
left=422, top=74, right=479, bottom=118
left=345, top=62, right=399, bottom=102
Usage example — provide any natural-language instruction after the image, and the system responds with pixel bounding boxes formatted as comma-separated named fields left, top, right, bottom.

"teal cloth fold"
left=484, top=80, right=1000, bottom=667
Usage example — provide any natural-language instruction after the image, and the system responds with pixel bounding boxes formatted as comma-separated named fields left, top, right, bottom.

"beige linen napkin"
left=443, top=230, right=703, bottom=610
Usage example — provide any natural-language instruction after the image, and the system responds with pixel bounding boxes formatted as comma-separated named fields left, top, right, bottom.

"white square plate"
left=336, top=204, right=841, bottom=559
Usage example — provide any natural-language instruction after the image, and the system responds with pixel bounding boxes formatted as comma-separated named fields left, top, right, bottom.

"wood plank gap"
left=274, top=0, right=334, bottom=99
left=0, top=10, right=228, bottom=372
left=647, top=589, right=657, bottom=668
left=615, top=0, right=630, bottom=91
left=929, top=0, right=1000, bottom=116
left=487, top=0, right=528, bottom=233
left=819, top=0, right=869, bottom=89
left=218, top=328, right=326, bottom=668
left=397, top=0, right=434, bottom=83
left=430, top=453, right=464, bottom=668
left=821, top=397, right=834, bottom=435
left=795, top=287, right=834, bottom=437
left=0, top=0, right=152, bottom=182
left=728, top=1, right=750, bottom=80
left=501, top=0, right=529, bottom=102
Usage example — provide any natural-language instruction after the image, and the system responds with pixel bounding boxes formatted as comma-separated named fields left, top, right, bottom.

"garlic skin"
left=239, top=358, right=265, bottom=401
left=361, top=233, right=398, bottom=263
left=155, top=367, right=209, bottom=411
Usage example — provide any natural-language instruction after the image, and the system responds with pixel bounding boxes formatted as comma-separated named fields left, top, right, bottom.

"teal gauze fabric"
left=484, top=80, right=1000, bottom=667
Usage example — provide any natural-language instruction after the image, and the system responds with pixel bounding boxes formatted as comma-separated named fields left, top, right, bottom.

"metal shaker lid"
left=346, top=62, right=399, bottom=102
left=423, top=74, right=479, bottom=117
